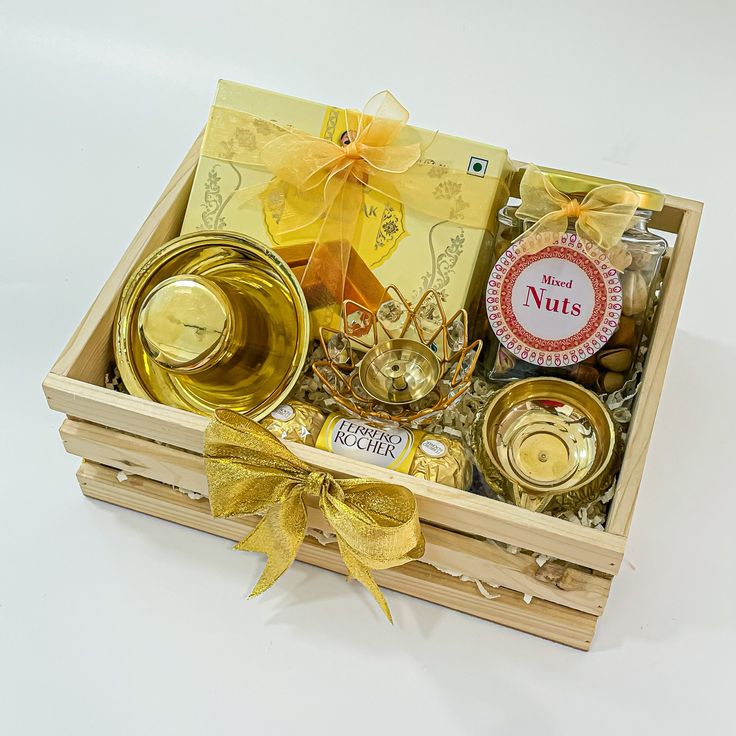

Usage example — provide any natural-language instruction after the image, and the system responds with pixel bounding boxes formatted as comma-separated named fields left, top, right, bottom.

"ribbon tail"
left=336, top=537, right=393, bottom=623
left=234, top=491, right=307, bottom=598
left=299, top=175, right=363, bottom=330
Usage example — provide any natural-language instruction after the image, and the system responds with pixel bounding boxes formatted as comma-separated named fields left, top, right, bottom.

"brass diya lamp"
left=313, top=286, right=481, bottom=423
left=114, top=231, right=310, bottom=418
left=473, top=377, right=622, bottom=513
left=359, top=339, right=441, bottom=405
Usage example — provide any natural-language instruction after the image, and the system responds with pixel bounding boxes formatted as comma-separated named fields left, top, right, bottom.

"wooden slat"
left=650, top=194, right=703, bottom=234
left=76, top=461, right=598, bottom=650
left=42, top=382, right=626, bottom=575
left=60, top=417, right=611, bottom=615
left=606, top=202, right=703, bottom=535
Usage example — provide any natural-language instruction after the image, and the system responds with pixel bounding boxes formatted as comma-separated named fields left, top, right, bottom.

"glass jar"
left=478, top=204, right=523, bottom=373
left=484, top=170, right=668, bottom=394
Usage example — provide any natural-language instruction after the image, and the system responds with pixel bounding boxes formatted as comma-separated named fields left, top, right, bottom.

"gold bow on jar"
left=204, top=409, right=425, bottom=621
left=514, top=164, right=641, bottom=269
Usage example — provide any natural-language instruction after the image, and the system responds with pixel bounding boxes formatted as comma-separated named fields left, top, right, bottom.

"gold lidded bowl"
left=473, top=377, right=622, bottom=514
left=115, top=230, right=310, bottom=418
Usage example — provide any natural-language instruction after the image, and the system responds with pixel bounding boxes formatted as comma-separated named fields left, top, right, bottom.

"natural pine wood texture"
left=60, top=417, right=611, bottom=616
left=43, top=135, right=702, bottom=647
left=77, top=461, right=599, bottom=650
left=605, top=199, right=703, bottom=535
left=45, top=376, right=625, bottom=573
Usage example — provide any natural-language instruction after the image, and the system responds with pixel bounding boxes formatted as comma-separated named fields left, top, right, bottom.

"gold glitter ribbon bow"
left=515, top=164, right=640, bottom=270
left=203, top=92, right=494, bottom=324
left=204, top=408, right=425, bottom=621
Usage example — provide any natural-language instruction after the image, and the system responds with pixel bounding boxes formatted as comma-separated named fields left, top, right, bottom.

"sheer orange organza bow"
left=202, top=92, right=493, bottom=326
left=258, top=92, right=422, bottom=320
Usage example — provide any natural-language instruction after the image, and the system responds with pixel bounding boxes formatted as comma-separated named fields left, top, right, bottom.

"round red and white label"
left=485, top=233, right=622, bottom=367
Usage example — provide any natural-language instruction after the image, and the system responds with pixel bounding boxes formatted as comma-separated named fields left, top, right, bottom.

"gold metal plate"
left=114, top=231, right=310, bottom=418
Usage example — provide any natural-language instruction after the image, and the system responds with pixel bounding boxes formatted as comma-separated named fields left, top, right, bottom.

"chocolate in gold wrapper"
left=259, top=401, right=325, bottom=447
left=315, top=412, right=471, bottom=490
left=409, top=434, right=472, bottom=490
left=262, top=401, right=470, bottom=489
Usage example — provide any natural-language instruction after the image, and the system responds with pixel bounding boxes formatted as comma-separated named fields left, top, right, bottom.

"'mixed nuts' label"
left=316, top=414, right=423, bottom=473
left=486, top=233, right=622, bottom=367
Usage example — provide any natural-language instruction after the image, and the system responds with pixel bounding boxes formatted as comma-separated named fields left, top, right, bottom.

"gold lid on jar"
left=473, top=377, right=622, bottom=513
left=524, top=166, right=665, bottom=212
left=114, top=231, right=310, bottom=418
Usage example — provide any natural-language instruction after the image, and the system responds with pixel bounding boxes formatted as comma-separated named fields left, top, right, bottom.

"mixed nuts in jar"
left=483, top=166, right=668, bottom=394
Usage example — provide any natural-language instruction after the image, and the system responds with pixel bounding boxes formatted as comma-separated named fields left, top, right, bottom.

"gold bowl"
left=473, top=377, right=622, bottom=513
left=114, top=231, right=310, bottom=418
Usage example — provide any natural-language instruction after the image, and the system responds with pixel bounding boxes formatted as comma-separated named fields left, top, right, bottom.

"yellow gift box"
left=181, top=80, right=512, bottom=330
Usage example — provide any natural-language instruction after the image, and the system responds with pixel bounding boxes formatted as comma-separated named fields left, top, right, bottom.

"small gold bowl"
left=359, top=338, right=441, bottom=405
left=473, top=377, right=622, bottom=514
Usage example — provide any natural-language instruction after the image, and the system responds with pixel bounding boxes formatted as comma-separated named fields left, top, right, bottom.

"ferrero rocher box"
left=181, top=80, right=512, bottom=326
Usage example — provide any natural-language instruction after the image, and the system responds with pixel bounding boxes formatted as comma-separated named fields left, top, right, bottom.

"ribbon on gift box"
left=513, top=164, right=641, bottom=270
left=202, top=92, right=498, bottom=326
left=204, top=408, right=425, bottom=621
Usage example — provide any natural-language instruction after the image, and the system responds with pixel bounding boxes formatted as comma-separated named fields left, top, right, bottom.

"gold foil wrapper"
left=263, top=401, right=470, bottom=490
left=260, top=401, right=325, bottom=447
left=409, top=434, right=472, bottom=491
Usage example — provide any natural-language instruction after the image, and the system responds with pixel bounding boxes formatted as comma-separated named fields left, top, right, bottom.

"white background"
left=1, top=1, right=734, bottom=733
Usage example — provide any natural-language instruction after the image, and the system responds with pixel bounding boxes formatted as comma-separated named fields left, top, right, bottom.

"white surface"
left=1, top=1, right=734, bottom=733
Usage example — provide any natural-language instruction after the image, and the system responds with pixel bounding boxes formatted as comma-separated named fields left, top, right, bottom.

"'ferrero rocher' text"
left=333, top=419, right=404, bottom=458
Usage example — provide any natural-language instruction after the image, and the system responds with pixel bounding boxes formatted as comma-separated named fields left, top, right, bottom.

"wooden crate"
left=43, top=135, right=702, bottom=650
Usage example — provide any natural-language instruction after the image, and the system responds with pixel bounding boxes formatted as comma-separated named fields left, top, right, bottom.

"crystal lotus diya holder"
left=313, top=286, right=481, bottom=423
left=473, top=377, right=623, bottom=514
left=114, top=230, right=310, bottom=417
